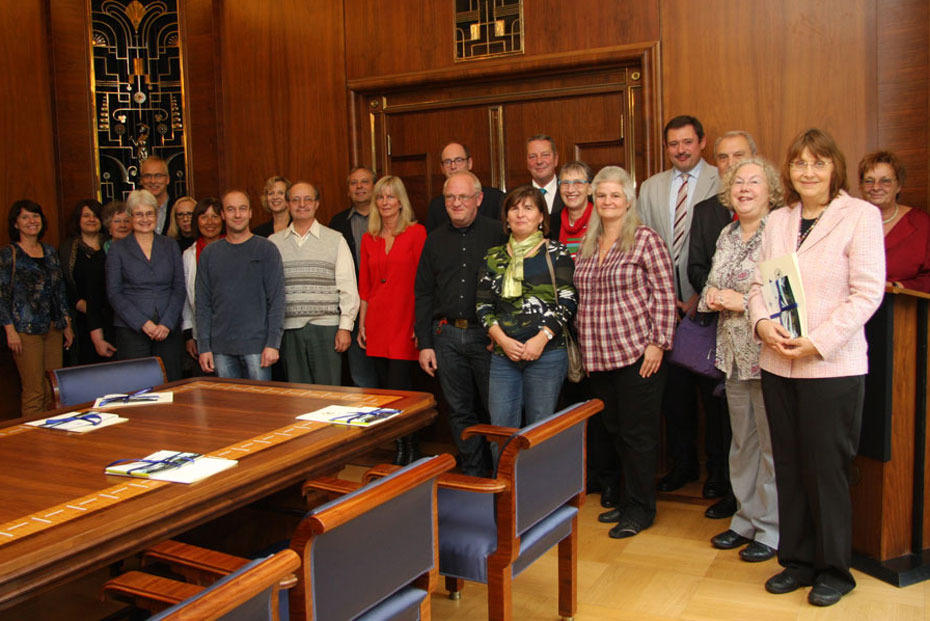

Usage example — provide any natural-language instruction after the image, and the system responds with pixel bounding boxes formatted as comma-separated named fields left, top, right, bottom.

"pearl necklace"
left=882, top=204, right=899, bottom=225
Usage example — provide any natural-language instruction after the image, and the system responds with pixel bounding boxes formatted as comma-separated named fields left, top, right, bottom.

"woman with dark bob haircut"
left=476, top=184, right=577, bottom=436
left=1, top=200, right=74, bottom=416
left=748, top=129, right=885, bottom=606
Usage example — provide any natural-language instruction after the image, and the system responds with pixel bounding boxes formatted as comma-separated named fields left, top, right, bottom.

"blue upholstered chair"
left=288, top=453, right=456, bottom=621
left=103, top=548, right=299, bottom=620
left=436, top=400, right=603, bottom=621
left=47, top=356, right=167, bottom=408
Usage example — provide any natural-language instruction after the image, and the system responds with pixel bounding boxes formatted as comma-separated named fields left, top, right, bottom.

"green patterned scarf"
left=502, top=231, right=544, bottom=299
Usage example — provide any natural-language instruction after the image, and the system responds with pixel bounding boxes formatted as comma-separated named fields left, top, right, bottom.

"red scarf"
left=195, top=235, right=223, bottom=262
left=560, top=201, right=594, bottom=240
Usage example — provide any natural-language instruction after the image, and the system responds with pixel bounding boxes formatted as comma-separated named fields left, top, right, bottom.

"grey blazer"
left=637, top=159, right=719, bottom=300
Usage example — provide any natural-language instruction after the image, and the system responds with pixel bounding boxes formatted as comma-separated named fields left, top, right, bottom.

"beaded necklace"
left=797, top=207, right=826, bottom=249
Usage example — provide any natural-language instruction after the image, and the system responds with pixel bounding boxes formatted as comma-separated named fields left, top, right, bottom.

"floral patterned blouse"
left=698, top=219, right=766, bottom=380
left=0, top=243, right=71, bottom=335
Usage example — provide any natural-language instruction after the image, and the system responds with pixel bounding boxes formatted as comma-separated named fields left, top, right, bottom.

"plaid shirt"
left=574, top=226, right=676, bottom=371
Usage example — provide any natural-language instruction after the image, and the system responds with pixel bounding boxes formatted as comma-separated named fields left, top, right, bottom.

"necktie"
left=672, top=173, right=689, bottom=263
left=539, top=187, right=547, bottom=195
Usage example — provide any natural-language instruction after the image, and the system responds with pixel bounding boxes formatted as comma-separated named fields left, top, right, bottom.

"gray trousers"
left=282, top=323, right=341, bottom=385
left=726, top=376, right=779, bottom=549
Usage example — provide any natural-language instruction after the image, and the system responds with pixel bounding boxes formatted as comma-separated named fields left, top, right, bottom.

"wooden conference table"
left=0, top=377, right=436, bottom=609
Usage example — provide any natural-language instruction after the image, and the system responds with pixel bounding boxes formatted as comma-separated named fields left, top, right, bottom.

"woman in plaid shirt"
left=574, top=166, right=676, bottom=539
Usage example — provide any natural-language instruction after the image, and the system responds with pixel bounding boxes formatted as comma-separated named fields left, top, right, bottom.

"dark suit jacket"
left=548, top=191, right=566, bottom=242
left=329, top=206, right=365, bottom=271
left=425, top=185, right=505, bottom=232
left=105, top=233, right=186, bottom=331
left=687, top=195, right=732, bottom=294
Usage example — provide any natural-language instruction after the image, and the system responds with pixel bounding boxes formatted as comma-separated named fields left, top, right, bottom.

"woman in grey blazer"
left=106, top=189, right=186, bottom=380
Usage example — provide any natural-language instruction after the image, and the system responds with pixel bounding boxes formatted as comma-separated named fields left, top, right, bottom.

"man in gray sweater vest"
left=195, top=190, right=285, bottom=380
left=270, top=181, right=359, bottom=385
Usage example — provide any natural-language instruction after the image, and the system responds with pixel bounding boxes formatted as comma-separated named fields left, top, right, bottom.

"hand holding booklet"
left=297, top=405, right=401, bottom=427
left=758, top=252, right=808, bottom=338
left=105, top=450, right=237, bottom=484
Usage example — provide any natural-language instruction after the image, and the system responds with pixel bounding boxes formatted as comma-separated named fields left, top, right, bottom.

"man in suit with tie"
left=526, top=134, right=565, bottom=240
left=687, top=130, right=759, bottom=519
left=638, top=115, right=721, bottom=494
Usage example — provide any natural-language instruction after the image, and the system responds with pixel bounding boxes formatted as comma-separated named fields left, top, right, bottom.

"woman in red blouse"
left=358, top=176, right=426, bottom=462
left=858, top=150, right=930, bottom=292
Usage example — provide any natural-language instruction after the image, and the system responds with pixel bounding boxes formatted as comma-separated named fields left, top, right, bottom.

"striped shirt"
left=573, top=226, right=676, bottom=371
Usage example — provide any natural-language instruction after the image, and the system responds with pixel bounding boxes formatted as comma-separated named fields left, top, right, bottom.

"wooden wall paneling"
left=217, top=1, right=350, bottom=226
left=343, top=0, right=659, bottom=80
left=383, top=104, right=498, bottom=217
left=875, top=0, right=928, bottom=210
left=0, top=0, right=59, bottom=245
left=179, top=0, right=221, bottom=200
left=47, top=0, right=98, bottom=243
left=502, top=92, right=626, bottom=188
left=660, top=0, right=872, bottom=180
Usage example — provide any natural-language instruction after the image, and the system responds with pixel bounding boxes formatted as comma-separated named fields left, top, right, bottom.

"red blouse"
left=358, top=224, right=426, bottom=360
left=885, top=207, right=930, bottom=293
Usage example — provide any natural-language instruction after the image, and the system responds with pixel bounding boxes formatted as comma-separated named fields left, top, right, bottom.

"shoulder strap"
left=543, top=240, right=560, bottom=310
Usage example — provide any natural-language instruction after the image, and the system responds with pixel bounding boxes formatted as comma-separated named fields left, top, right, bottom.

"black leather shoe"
left=808, top=583, right=843, bottom=607
left=739, top=541, right=776, bottom=562
left=705, top=494, right=737, bottom=519
left=765, top=570, right=803, bottom=595
left=656, top=466, right=699, bottom=492
left=597, top=508, right=622, bottom=523
left=711, top=529, right=751, bottom=550
left=600, top=484, right=618, bottom=508
left=608, top=516, right=650, bottom=539
left=702, top=477, right=730, bottom=499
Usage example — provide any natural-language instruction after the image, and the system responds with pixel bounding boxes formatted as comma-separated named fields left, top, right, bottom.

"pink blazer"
left=748, top=192, right=885, bottom=378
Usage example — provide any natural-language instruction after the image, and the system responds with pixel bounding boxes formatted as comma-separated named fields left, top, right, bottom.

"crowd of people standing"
left=3, top=119, right=927, bottom=607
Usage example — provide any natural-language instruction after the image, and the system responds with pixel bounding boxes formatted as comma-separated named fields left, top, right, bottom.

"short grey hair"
left=442, top=170, right=481, bottom=195
left=714, top=130, right=758, bottom=156
left=125, top=189, right=158, bottom=217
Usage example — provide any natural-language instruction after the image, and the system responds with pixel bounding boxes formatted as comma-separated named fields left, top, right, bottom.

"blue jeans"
left=433, top=322, right=492, bottom=476
left=488, top=347, right=567, bottom=429
left=213, top=353, right=271, bottom=381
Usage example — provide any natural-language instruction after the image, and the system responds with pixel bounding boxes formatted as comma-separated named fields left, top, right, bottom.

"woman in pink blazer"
left=748, top=129, right=885, bottom=607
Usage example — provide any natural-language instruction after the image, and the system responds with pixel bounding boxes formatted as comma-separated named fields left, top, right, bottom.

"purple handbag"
left=668, top=313, right=724, bottom=379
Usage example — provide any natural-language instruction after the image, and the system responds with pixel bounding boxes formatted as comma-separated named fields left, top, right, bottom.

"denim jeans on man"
left=214, top=353, right=271, bottom=381
left=433, top=321, right=492, bottom=476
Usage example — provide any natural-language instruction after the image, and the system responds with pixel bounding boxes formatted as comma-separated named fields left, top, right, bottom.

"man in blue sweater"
left=195, top=190, right=285, bottom=380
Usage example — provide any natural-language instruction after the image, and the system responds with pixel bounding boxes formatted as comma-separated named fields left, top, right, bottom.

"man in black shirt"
left=415, top=171, right=505, bottom=476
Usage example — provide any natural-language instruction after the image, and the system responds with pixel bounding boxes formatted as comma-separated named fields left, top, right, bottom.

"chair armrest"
left=461, top=424, right=519, bottom=446
left=362, top=463, right=402, bottom=483
left=437, top=473, right=508, bottom=493
left=103, top=571, right=204, bottom=610
left=143, top=540, right=248, bottom=585
left=302, top=477, right=363, bottom=496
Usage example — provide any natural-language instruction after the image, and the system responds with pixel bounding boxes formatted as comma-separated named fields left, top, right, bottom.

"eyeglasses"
left=444, top=193, right=478, bottom=203
left=559, top=179, right=588, bottom=187
left=175, top=212, right=194, bottom=219
left=288, top=196, right=318, bottom=204
left=141, top=173, right=168, bottom=181
left=441, top=157, right=468, bottom=167
left=861, top=177, right=896, bottom=188
left=789, top=160, right=831, bottom=172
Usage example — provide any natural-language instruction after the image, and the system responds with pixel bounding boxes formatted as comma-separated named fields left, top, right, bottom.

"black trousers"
left=761, top=371, right=864, bottom=592
left=588, top=359, right=667, bottom=521
left=661, top=363, right=731, bottom=476
left=115, top=326, right=184, bottom=382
